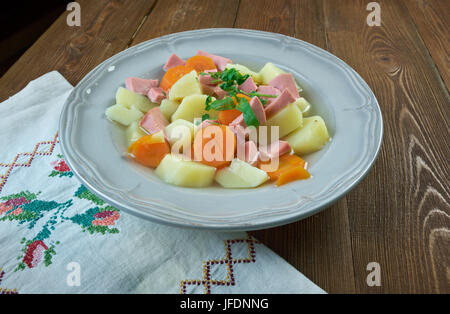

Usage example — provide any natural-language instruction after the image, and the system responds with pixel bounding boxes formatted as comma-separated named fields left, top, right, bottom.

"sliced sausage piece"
left=268, top=73, right=300, bottom=99
left=163, top=53, right=186, bottom=71
left=197, top=50, right=232, bottom=71
left=242, top=141, right=260, bottom=166
left=264, top=89, right=296, bottom=118
left=140, top=107, right=169, bottom=134
left=148, top=87, right=166, bottom=104
left=239, top=77, right=257, bottom=93
left=257, top=85, right=281, bottom=105
left=259, top=140, right=292, bottom=161
left=125, top=77, right=159, bottom=95
left=230, top=96, right=267, bottom=127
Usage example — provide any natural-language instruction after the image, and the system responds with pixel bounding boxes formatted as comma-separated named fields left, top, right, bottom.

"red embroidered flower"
left=92, top=211, right=120, bottom=226
left=5, top=197, right=28, bottom=207
left=9, top=207, right=23, bottom=216
left=54, top=160, right=70, bottom=173
left=0, top=203, right=13, bottom=216
left=23, top=240, right=48, bottom=268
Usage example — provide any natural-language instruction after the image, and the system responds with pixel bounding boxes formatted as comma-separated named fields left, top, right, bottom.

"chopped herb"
left=202, top=68, right=262, bottom=127
left=247, top=91, right=278, bottom=98
left=205, top=97, right=236, bottom=111
left=202, top=114, right=210, bottom=121
left=219, top=68, right=249, bottom=85
left=236, top=97, right=260, bottom=128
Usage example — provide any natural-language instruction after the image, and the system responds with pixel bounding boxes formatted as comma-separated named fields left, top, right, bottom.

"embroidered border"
left=180, top=235, right=260, bottom=294
left=0, top=133, right=59, bottom=193
left=0, top=268, right=18, bottom=294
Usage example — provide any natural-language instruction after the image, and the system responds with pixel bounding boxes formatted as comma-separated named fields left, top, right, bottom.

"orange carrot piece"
left=233, top=93, right=252, bottom=104
left=128, top=134, right=170, bottom=168
left=160, top=65, right=194, bottom=90
left=259, top=154, right=306, bottom=179
left=275, top=166, right=311, bottom=187
left=218, top=109, right=242, bottom=125
left=193, top=124, right=236, bottom=168
left=185, top=55, right=216, bottom=73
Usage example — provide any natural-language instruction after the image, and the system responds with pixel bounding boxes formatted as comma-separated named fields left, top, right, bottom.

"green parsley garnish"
left=201, top=68, right=279, bottom=127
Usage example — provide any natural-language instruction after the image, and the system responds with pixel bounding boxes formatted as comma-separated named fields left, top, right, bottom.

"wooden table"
left=0, top=0, right=448, bottom=294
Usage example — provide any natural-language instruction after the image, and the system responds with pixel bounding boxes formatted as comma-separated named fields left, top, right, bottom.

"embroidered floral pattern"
left=0, top=154, right=121, bottom=272
left=49, top=154, right=73, bottom=178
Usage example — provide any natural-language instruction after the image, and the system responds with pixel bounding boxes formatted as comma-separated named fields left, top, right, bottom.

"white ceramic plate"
left=60, top=28, right=383, bottom=231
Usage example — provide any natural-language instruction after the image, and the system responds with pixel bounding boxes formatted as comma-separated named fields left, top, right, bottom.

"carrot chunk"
left=218, top=109, right=242, bottom=125
left=259, top=154, right=306, bottom=180
left=193, top=124, right=236, bottom=168
left=276, top=166, right=311, bottom=186
left=185, top=55, right=217, bottom=73
left=233, top=93, right=252, bottom=104
left=160, top=65, right=194, bottom=90
left=128, top=134, right=170, bottom=168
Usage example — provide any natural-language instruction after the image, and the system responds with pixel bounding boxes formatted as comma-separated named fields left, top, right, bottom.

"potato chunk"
left=168, top=70, right=202, bottom=101
left=165, top=119, right=195, bottom=155
left=116, top=87, right=156, bottom=113
left=155, top=154, right=216, bottom=188
left=215, top=159, right=269, bottom=188
left=265, top=103, right=303, bottom=140
left=293, top=97, right=311, bottom=116
left=284, top=116, right=330, bottom=155
left=160, top=99, right=179, bottom=121
left=126, top=121, right=147, bottom=146
left=259, top=62, right=286, bottom=85
left=171, top=94, right=218, bottom=122
left=105, top=104, right=143, bottom=126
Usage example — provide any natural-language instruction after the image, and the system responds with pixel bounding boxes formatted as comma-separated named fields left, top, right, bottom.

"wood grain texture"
left=322, top=0, right=450, bottom=293
left=0, top=0, right=157, bottom=101
left=404, top=0, right=450, bottom=90
left=130, top=0, right=240, bottom=46
left=239, top=0, right=357, bottom=294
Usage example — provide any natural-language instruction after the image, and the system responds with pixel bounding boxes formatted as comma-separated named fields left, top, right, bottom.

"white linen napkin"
left=0, top=71, right=325, bottom=294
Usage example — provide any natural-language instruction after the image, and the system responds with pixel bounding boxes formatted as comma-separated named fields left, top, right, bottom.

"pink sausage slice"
left=125, top=78, right=159, bottom=95
left=264, top=89, right=296, bottom=118
left=230, top=96, right=267, bottom=127
left=139, top=107, right=169, bottom=135
left=268, top=73, right=300, bottom=99
left=148, top=87, right=166, bottom=104
left=163, top=53, right=186, bottom=71
left=259, top=140, right=291, bottom=161
left=199, top=74, right=217, bottom=86
left=239, top=77, right=257, bottom=93
left=197, top=50, right=232, bottom=71
left=257, top=85, right=281, bottom=105
left=243, top=141, right=260, bottom=166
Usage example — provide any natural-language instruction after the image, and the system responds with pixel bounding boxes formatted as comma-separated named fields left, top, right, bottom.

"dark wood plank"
left=0, top=0, right=157, bottom=101
left=322, top=0, right=450, bottom=293
left=233, top=0, right=295, bottom=36
left=237, top=0, right=357, bottom=294
left=404, top=0, right=450, bottom=90
left=131, top=0, right=240, bottom=45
